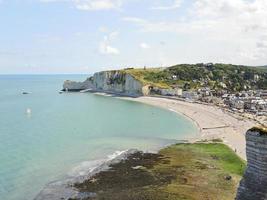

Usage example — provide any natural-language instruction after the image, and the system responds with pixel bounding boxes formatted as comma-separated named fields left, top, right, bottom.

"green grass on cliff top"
left=123, top=68, right=171, bottom=89
left=73, top=143, right=245, bottom=200
left=119, top=64, right=267, bottom=90
left=155, top=143, right=246, bottom=200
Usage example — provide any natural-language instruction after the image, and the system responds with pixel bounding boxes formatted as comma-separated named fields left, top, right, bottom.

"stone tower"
left=236, top=127, right=267, bottom=200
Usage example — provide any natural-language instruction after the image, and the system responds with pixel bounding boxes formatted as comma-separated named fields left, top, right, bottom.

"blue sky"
left=0, top=0, right=267, bottom=74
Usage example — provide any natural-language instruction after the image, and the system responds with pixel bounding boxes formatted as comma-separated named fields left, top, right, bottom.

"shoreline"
left=34, top=149, right=139, bottom=200
left=90, top=92, right=258, bottom=160
left=122, top=96, right=256, bottom=160
left=36, top=143, right=244, bottom=200
left=69, top=143, right=245, bottom=200
left=35, top=91, right=254, bottom=199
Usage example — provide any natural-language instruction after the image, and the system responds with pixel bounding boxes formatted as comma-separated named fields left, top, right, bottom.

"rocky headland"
left=63, top=78, right=94, bottom=92
left=63, top=70, right=146, bottom=96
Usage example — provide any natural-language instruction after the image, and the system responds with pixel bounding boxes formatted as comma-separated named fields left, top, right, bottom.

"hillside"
left=124, top=63, right=267, bottom=91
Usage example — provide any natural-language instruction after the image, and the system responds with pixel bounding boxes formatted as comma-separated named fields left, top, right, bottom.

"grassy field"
left=72, top=143, right=246, bottom=200
left=124, top=68, right=172, bottom=89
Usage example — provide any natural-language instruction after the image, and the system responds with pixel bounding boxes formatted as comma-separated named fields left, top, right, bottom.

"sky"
left=0, top=0, right=267, bottom=74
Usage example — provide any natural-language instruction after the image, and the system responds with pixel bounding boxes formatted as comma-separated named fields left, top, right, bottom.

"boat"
left=26, top=108, right=31, bottom=115
left=22, top=92, right=30, bottom=95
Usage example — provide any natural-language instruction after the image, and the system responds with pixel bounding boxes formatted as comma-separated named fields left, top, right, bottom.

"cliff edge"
left=236, top=127, right=267, bottom=200
left=63, top=70, right=148, bottom=96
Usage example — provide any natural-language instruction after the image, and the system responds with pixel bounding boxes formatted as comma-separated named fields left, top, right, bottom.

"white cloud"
left=108, top=31, right=119, bottom=40
left=151, top=0, right=183, bottom=10
left=98, top=26, right=109, bottom=32
left=123, top=17, right=146, bottom=24
left=140, top=43, right=150, bottom=49
left=40, top=0, right=123, bottom=10
left=191, top=0, right=267, bottom=32
left=257, top=41, right=267, bottom=49
left=99, top=43, right=120, bottom=55
left=99, top=32, right=120, bottom=55
left=123, top=0, right=267, bottom=64
left=40, top=0, right=68, bottom=2
left=74, top=0, right=122, bottom=11
left=191, top=0, right=267, bottom=62
left=122, top=17, right=181, bottom=33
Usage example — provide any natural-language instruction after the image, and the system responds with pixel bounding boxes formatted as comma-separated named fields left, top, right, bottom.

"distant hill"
left=125, top=63, right=267, bottom=91
left=257, top=65, right=267, bottom=70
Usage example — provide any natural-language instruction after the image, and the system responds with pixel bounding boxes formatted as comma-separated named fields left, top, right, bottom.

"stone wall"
left=236, top=128, right=267, bottom=200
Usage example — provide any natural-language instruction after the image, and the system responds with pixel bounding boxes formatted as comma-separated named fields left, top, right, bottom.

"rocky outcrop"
left=63, top=78, right=93, bottom=92
left=236, top=127, right=267, bottom=200
left=63, top=70, right=144, bottom=96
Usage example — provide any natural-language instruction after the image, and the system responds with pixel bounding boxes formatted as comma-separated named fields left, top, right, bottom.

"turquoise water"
left=0, top=75, right=198, bottom=200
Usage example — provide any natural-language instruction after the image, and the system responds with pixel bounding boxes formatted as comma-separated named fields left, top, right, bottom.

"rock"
left=75, top=192, right=97, bottom=199
left=63, top=79, right=93, bottom=92
left=132, top=166, right=143, bottom=170
left=224, top=175, right=232, bottom=181
left=211, top=155, right=219, bottom=160
left=236, top=127, right=267, bottom=200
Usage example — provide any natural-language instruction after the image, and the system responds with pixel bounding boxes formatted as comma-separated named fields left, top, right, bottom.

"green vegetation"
left=124, top=68, right=171, bottom=88
left=72, top=143, right=245, bottom=200
left=124, top=63, right=267, bottom=91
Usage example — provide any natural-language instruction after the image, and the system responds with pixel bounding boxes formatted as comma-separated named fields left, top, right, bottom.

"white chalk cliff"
left=63, top=71, right=144, bottom=96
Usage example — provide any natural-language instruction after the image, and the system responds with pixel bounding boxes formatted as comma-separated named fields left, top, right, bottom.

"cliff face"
left=236, top=128, right=267, bottom=200
left=63, top=71, right=144, bottom=96
left=63, top=78, right=93, bottom=91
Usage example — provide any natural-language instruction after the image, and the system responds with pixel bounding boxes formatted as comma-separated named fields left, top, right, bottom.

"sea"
left=0, top=74, right=198, bottom=200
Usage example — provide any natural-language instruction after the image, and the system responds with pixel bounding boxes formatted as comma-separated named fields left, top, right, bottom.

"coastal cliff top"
left=101, top=63, right=267, bottom=91
left=249, top=127, right=267, bottom=135
left=124, top=68, right=171, bottom=89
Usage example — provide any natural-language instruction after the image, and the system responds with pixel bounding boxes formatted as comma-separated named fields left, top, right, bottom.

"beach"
left=122, top=96, right=258, bottom=160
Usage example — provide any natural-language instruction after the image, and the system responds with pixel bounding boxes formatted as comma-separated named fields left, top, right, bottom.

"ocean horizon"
left=0, top=74, right=198, bottom=200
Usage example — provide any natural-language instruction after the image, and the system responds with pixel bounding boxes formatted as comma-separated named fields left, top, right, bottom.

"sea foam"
left=34, top=149, right=137, bottom=200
